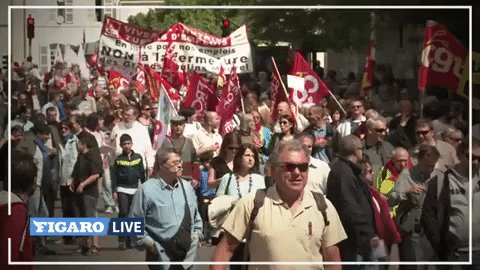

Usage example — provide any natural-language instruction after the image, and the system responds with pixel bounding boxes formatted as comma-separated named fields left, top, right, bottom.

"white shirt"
left=111, top=121, right=155, bottom=169
left=183, top=121, right=202, bottom=139
left=306, top=157, right=331, bottom=195
left=192, top=126, right=223, bottom=157
left=336, top=115, right=366, bottom=137
left=41, top=102, right=60, bottom=122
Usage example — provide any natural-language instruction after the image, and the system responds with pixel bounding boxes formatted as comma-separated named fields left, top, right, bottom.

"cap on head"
left=171, top=115, right=186, bottom=124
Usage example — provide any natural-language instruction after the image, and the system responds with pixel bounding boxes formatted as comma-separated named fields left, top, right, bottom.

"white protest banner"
left=98, top=17, right=253, bottom=75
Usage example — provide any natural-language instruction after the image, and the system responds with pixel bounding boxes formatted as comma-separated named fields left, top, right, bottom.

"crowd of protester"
left=0, top=55, right=478, bottom=270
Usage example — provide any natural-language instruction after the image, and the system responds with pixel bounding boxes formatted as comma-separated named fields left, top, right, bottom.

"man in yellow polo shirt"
left=211, top=140, right=347, bottom=270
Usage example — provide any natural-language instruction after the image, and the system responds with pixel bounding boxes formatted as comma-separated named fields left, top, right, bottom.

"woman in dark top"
left=137, top=102, right=155, bottom=144
left=207, top=132, right=242, bottom=190
left=268, top=114, right=297, bottom=154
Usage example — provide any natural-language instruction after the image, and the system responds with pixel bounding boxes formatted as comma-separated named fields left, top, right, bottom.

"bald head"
left=392, top=147, right=410, bottom=172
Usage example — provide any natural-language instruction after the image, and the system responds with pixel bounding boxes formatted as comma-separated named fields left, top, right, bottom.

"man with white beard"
left=111, top=105, right=154, bottom=176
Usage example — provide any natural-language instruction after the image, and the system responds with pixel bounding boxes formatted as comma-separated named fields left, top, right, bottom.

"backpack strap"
left=245, top=189, right=267, bottom=241
left=311, top=191, right=329, bottom=226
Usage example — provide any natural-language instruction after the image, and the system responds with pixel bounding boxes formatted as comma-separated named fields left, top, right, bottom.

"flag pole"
left=159, top=83, right=178, bottom=117
left=240, top=94, right=246, bottom=115
left=271, top=57, right=291, bottom=107
left=328, top=90, right=347, bottom=116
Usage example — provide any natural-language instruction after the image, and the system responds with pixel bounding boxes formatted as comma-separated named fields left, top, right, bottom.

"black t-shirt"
left=71, top=149, right=103, bottom=197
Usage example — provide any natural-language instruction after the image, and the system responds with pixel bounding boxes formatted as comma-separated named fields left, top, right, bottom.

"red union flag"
left=361, top=12, right=375, bottom=97
left=289, top=52, right=330, bottom=107
left=418, top=20, right=467, bottom=91
left=132, top=64, right=146, bottom=94
left=271, top=57, right=290, bottom=121
left=108, top=69, right=130, bottom=94
left=162, top=42, right=186, bottom=90
left=184, top=72, right=215, bottom=120
left=217, top=67, right=241, bottom=136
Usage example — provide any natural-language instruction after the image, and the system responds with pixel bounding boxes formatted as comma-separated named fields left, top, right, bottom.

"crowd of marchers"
left=0, top=57, right=479, bottom=270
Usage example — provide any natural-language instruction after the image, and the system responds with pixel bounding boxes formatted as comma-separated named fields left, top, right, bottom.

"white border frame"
left=7, top=4, right=473, bottom=266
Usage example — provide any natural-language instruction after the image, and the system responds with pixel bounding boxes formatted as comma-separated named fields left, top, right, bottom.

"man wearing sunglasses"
left=364, top=116, right=394, bottom=176
left=326, top=134, right=376, bottom=264
left=212, top=140, right=346, bottom=269
left=415, top=119, right=459, bottom=179
left=422, top=139, right=480, bottom=266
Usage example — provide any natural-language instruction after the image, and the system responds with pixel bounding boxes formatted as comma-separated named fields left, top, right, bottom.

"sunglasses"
left=279, top=121, right=291, bottom=126
left=416, top=129, right=431, bottom=136
left=374, top=128, right=387, bottom=133
left=228, top=146, right=239, bottom=151
left=449, top=137, right=463, bottom=143
left=277, top=162, right=309, bottom=173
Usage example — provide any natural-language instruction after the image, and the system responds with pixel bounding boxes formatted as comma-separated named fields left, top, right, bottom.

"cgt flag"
left=418, top=20, right=467, bottom=91
left=184, top=71, right=215, bottom=120
left=109, top=69, right=130, bottom=95
left=217, top=66, right=241, bottom=136
left=289, top=52, right=330, bottom=107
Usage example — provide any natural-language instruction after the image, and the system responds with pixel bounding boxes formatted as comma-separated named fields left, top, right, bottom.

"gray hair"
left=154, top=147, right=179, bottom=169
left=365, top=109, right=379, bottom=120
left=338, top=134, right=362, bottom=157
left=365, top=116, right=387, bottom=130
left=269, top=139, right=310, bottom=164
left=238, top=113, right=253, bottom=133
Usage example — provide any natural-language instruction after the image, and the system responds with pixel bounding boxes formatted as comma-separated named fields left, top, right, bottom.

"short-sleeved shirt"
left=222, top=186, right=347, bottom=269
left=192, top=127, right=222, bottom=157
left=71, top=150, right=103, bottom=197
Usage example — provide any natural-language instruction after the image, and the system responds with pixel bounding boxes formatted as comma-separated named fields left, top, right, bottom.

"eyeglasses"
left=228, top=146, right=239, bottom=151
left=279, top=121, right=291, bottom=126
left=277, top=162, right=309, bottom=173
left=320, top=105, right=328, bottom=108
left=374, top=128, right=387, bottom=133
left=416, top=129, right=431, bottom=136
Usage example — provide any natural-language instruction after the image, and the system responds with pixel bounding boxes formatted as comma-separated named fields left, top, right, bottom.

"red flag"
left=161, top=42, right=185, bottom=90
left=270, top=57, right=290, bottom=122
left=159, top=76, right=181, bottom=102
left=361, top=12, right=376, bottom=97
left=108, top=69, right=130, bottom=95
left=184, top=72, right=215, bottom=120
left=289, top=52, right=330, bottom=107
left=217, top=67, right=242, bottom=136
left=144, top=65, right=161, bottom=101
left=132, top=64, right=146, bottom=94
left=418, top=20, right=467, bottom=91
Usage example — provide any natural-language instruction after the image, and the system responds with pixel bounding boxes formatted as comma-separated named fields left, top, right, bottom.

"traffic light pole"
left=28, top=38, right=32, bottom=58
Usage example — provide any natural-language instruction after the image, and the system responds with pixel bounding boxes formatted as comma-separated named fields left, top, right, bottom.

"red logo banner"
left=289, top=52, right=330, bottom=107
left=217, top=67, right=241, bottom=136
left=184, top=72, right=215, bottom=120
left=418, top=21, right=467, bottom=91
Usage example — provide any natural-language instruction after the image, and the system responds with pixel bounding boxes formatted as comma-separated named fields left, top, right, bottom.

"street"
left=35, top=198, right=215, bottom=270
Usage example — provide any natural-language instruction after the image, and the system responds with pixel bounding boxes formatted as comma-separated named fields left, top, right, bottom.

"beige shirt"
left=192, top=127, right=223, bottom=157
left=306, top=157, right=330, bottom=195
left=222, top=186, right=347, bottom=270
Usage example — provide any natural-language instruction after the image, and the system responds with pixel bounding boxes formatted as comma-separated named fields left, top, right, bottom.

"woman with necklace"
left=213, top=143, right=265, bottom=267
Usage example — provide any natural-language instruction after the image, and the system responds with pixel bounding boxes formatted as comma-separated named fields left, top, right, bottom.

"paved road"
left=35, top=198, right=215, bottom=270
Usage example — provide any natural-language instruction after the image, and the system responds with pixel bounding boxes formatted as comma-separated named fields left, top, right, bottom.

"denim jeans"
left=101, top=167, right=115, bottom=208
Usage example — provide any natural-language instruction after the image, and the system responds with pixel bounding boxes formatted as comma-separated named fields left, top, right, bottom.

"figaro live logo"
left=30, top=218, right=144, bottom=236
